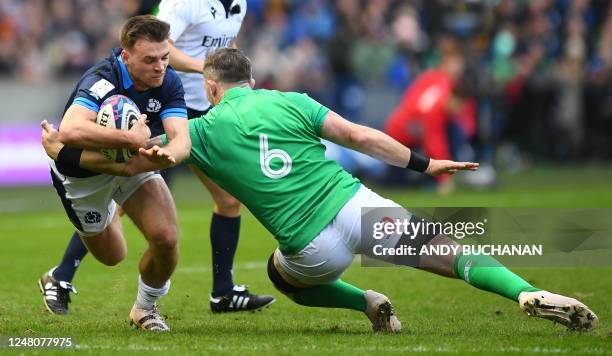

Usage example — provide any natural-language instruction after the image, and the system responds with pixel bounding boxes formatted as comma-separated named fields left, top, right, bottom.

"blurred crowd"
left=240, top=0, right=612, bottom=164
left=2, top=0, right=612, bottom=166
left=0, top=0, right=142, bottom=79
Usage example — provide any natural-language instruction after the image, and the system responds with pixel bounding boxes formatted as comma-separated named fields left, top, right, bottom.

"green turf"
left=0, top=167, right=610, bottom=354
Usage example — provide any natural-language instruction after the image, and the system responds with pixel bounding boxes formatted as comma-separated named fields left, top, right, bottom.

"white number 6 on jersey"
left=259, top=134, right=292, bottom=179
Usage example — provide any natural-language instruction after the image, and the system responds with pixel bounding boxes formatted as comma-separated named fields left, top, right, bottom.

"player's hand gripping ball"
left=96, top=94, right=141, bottom=162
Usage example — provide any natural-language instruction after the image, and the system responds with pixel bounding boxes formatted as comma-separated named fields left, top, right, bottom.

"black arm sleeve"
left=55, top=146, right=98, bottom=178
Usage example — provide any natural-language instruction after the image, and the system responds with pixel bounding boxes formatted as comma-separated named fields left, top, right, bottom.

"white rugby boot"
left=518, top=290, right=598, bottom=331
left=129, top=304, right=170, bottom=331
left=364, top=290, right=402, bottom=333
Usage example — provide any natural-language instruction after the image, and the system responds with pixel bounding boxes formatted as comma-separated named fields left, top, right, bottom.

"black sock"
left=53, top=231, right=88, bottom=282
left=210, top=213, right=240, bottom=297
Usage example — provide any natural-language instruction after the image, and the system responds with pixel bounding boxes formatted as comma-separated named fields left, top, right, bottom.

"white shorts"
left=49, top=160, right=163, bottom=237
left=277, top=184, right=410, bottom=285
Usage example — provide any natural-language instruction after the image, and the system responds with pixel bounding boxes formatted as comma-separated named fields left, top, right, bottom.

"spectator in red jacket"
left=384, top=37, right=474, bottom=193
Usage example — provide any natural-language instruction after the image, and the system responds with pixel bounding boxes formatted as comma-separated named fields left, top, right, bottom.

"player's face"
left=123, top=39, right=170, bottom=91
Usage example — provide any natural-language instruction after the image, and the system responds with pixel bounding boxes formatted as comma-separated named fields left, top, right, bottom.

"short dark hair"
left=203, top=48, right=252, bottom=83
left=120, top=15, right=170, bottom=50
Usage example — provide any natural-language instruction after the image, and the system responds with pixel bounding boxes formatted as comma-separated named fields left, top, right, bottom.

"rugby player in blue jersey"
left=39, top=15, right=190, bottom=331
left=40, top=1, right=274, bottom=316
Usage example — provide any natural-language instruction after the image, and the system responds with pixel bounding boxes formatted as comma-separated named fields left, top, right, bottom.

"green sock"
left=293, top=279, right=367, bottom=311
left=455, top=253, right=540, bottom=301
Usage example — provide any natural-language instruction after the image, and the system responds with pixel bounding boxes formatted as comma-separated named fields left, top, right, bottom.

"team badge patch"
left=84, top=211, right=102, bottom=224
left=147, top=98, right=161, bottom=112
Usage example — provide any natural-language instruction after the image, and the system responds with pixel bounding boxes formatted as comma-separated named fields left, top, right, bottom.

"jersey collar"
left=116, top=55, right=133, bottom=90
left=221, top=86, right=252, bottom=103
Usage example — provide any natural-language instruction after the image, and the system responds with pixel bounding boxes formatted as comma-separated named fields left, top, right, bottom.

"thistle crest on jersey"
left=96, top=94, right=140, bottom=162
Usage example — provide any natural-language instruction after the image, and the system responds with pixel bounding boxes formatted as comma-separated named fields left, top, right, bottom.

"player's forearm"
left=169, top=43, right=203, bottom=73
left=59, top=120, right=141, bottom=150
left=163, top=135, right=191, bottom=163
left=146, top=135, right=164, bottom=149
left=347, top=127, right=411, bottom=167
left=45, top=140, right=130, bottom=176
left=123, top=135, right=189, bottom=176
left=79, top=150, right=130, bottom=176
left=124, top=156, right=168, bottom=176
left=159, top=117, right=191, bottom=163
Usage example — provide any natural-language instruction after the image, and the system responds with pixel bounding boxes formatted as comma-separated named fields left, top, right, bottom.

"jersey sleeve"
left=156, top=0, right=192, bottom=42
left=72, top=74, right=117, bottom=113
left=284, top=92, right=330, bottom=136
left=160, top=71, right=188, bottom=120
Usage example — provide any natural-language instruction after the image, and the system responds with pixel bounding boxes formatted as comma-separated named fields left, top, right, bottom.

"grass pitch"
left=0, top=166, right=611, bottom=354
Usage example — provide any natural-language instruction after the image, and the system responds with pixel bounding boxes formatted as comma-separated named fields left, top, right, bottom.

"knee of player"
left=151, top=231, right=179, bottom=251
left=100, top=250, right=126, bottom=266
left=266, top=252, right=302, bottom=301
left=213, top=196, right=241, bottom=216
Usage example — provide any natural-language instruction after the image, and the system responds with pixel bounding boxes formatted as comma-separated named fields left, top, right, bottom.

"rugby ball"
left=96, top=94, right=141, bottom=162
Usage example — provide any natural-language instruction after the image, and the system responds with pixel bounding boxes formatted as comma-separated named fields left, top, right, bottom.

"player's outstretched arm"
left=119, top=117, right=191, bottom=175
left=160, top=116, right=191, bottom=162
left=42, top=120, right=174, bottom=177
left=59, top=104, right=151, bottom=150
left=42, top=120, right=129, bottom=176
left=123, top=146, right=176, bottom=176
left=320, top=110, right=479, bottom=176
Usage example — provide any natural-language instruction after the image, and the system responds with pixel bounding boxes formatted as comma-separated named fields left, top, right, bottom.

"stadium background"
left=0, top=0, right=611, bottom=353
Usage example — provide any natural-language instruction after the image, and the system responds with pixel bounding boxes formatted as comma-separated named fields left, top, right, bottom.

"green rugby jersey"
left=166, top=86, right=360, bottom=254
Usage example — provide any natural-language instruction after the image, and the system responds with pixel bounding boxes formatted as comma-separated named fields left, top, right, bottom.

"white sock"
left=134, top=275, right=170, bottom=310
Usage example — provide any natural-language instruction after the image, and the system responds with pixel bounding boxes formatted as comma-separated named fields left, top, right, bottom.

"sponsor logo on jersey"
left=88, top=79, right=114, bottom=100
left=147, top=98, right=162, bottom=113
left=201, top=35, right=236, bottom=48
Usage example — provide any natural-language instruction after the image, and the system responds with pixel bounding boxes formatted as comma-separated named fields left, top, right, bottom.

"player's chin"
left=148, top=76, right=164, bottom=88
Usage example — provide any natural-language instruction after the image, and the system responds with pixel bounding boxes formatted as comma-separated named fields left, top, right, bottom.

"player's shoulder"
left=271, top=90, right=328, bottom=121
left=76, top=55, right=120, bottom=100
left=276, top=90, right=319, bottom=106
left=251, top=88, right=290, bottom=99
left=246, top=89, right=315, bottom=107
left=79, top=56, right=115, bottom=83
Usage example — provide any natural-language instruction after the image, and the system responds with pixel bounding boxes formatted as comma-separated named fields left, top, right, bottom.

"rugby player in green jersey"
left=41, top=48, right=598, bottom=333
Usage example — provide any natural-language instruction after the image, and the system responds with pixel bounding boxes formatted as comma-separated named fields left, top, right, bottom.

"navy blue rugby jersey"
left=59, top=47, right=187, bottom=177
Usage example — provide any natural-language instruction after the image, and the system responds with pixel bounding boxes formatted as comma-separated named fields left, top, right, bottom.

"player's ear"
left=205, top=79, right=217, bottom=103
left=206, top=79, right=217, bottom=94
left=121, top=50, right=129, bottom=64
left=249, top=78, right=255, bottom=88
